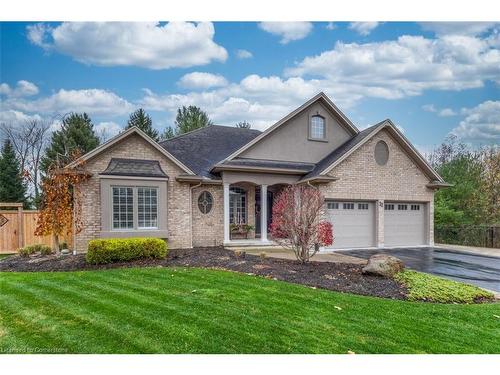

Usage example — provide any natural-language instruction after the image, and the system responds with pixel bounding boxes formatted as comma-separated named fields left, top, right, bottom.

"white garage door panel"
left=384, top=203, right=427, bottom=246
left=326, top=202, right=375, bottom=249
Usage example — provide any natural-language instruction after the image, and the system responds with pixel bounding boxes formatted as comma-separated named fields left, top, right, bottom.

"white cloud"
left=258, top=22, right=313, bottom=44
left=423, top=104, right=457, bottom=117
left=27, top=22, right=228, bottom=70
left=325, top=22, right=337, bottom=31
left=438, top=108, right=457, bottom=117
left=236, top=49, right=253, bottom=59
left=3, top=88, right=133, bottom=117
left=451, top=100, right=500, bottom=142
left=140, top=74, right=326, bottom=130
left=422, top=104, right=437, bottom=113
left=95, top=121, right=123, bottom=140
left=348, top=22, right=380, bottom=36
left=178, top=72, right=228, bottom=89
left=420, top=22, right=499, bottom=36
left=286, top=34, right=500, bottom=100
left=0, top=110, right=43, bottom=124
left=0, top=80, right=39, bottom=97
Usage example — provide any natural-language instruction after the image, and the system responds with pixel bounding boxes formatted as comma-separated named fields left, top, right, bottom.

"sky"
left=0, top=21, right=499, bottom=154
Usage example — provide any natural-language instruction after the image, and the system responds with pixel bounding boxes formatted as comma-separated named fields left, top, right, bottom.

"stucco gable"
left=224, top=92, right=359, bottom=164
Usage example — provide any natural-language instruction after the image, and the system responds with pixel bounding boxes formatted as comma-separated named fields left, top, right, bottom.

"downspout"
left=189, top=181, right=202, bottom=248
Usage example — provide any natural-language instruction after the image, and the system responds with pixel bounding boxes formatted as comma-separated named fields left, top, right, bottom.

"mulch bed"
left=0, top=247, right=407, bottom=300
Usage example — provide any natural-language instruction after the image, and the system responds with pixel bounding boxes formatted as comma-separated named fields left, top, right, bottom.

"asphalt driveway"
left=337, top=247, right=500, bottom=292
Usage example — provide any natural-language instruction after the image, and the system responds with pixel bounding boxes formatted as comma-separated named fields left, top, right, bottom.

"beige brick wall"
left=319, top=129, right=435, bottom=246
left=75, top=133, right=192, bottom=252
left=192, top=185, right=224, bottom=247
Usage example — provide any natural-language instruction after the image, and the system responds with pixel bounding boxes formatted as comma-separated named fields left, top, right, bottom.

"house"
left=70, top=92, right=449, bottom=253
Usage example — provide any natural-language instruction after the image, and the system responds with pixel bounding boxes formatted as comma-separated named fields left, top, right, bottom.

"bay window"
left=111, top=186, right=159, bottom=230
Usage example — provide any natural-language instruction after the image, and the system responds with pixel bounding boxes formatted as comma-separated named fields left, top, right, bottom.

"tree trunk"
left=53, top=233, right=60, bottom=253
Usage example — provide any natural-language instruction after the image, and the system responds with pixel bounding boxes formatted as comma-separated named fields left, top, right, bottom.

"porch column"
left=223, top=183, right=230, bottom=243
left=260, top=184, right=268, bottom=242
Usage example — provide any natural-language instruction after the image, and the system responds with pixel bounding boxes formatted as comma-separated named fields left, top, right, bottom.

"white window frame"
left=111, top=185, right=159, bottom=231
left=137, top=187, right=159, bottom=230
left=112, top=186, right=134, bottom=230
left=229, top=187, right=247, bottom=224
left=310, top=115, right=326, bottom=140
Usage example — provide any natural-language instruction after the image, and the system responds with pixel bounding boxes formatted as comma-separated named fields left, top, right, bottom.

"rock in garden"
left=362, top=254, right=404, bottom=277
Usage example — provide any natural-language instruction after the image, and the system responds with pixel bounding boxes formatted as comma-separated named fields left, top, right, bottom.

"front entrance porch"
left=223, top=182, right=288, bottom=246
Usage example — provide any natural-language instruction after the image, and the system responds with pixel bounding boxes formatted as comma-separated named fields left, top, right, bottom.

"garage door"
left=325, top=201, right=375, bottom=249
left=384, top=202, right=427, bottom=247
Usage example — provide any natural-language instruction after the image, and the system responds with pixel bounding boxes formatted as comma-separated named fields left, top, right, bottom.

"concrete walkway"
left=232, top=247, right=367, bottom=265
left=435, top=243, right=500, bottom=258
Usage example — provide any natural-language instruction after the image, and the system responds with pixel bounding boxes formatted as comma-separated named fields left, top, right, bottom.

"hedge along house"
left=69, top=92, right=449, bottom=253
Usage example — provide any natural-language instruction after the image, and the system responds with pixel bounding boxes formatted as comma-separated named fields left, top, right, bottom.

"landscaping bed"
left=0, top=246, right=406, bottom=300
left=1, top=247, right=495, bottom=303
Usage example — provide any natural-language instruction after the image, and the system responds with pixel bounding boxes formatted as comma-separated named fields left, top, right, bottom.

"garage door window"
left=398, top=204, right=408, bottom=210
left=411, top=204, right=420, bottom=211
left=385, top=204, right=394, bottom=210
left=343, top=203, right=355, bottom=210
left=358, top=203, right=369, bottom=210
left=327, top=202, right=339, bottom=209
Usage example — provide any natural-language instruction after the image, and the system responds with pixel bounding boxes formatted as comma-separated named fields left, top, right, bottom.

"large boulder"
left=362, top=254, right=404, bottom=277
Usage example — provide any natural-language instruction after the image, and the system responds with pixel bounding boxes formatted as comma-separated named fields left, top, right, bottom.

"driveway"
left=337, top=247, right=500, bottom=292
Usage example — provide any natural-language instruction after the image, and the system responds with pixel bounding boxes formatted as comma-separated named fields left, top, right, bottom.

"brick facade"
left=75, top=128, right=436, bottom=252
left=318, top=129, right=435, bottom=246
left=191, top=185, right=224, bottom=247
left=74, top=133, right=192, bottom=252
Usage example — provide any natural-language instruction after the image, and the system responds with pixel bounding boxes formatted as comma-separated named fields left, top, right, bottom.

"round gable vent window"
left=374, top=140, right=389, bottom=166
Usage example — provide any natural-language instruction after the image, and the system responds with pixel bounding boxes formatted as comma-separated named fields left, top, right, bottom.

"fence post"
left=17, top=205, right=24, bottom=249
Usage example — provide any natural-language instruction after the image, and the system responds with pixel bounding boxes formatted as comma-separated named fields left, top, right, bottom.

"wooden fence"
left=0, top=203, right=71, bottom=254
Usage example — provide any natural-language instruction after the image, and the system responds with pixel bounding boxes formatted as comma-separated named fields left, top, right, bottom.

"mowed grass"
left=0, top=267, right=499, bottom=354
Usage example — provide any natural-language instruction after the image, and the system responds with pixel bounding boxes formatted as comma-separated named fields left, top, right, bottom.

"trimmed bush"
left=86, top=238, right=168, bottom=265
left=39, top=245, right=54, bottom=255
left=18, top=244, right=53, bottom=257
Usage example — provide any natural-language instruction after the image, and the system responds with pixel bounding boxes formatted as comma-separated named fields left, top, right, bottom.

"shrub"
left=39, top=245, right=54, bottom=255
left=18, top=244, right=53, bottom=257
left=86, top=238, right=168, bottom=265
left=395, top=270, right=494, bottom=304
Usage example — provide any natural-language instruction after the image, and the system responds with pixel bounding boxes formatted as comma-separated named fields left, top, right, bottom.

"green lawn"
left=0, top=254, right=13, bottom=260
left=0, top=267, right=499, bottom=354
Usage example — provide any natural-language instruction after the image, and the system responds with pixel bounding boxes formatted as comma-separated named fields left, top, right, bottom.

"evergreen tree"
left=41, top=113, right=100, bottom=173
left=125, top=108, right=159, bottom=141
left=236, top=121, right=251, bottom=129
left=174, top=106, right=213, bottom=135
left=0, top=139, right=27, bottom=205
left=162, top=126, right=175, bottom=140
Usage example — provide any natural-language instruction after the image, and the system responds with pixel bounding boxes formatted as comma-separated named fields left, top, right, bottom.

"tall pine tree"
left=0, top=139, right=27, bottom=205
left=125, top=108, right=159, bottom=141
left=41, top=113, right=100, bottom=173
left=174, top=106, right=213, bottom=135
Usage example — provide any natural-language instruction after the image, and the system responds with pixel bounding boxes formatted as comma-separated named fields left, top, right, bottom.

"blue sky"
left=1, top=21, right=499, bottom=153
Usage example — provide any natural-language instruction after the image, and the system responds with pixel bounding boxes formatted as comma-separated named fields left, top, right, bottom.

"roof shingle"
left=159, top=125, right=261, bottom=178
left=100, top=158, right=168, bottom=178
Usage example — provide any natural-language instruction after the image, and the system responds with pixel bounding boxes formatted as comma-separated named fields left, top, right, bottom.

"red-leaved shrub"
left=269, top=185, right=333, bottom=262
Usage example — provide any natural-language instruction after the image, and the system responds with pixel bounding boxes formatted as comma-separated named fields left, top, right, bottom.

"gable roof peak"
left=222, top=91, right=359, bottom=162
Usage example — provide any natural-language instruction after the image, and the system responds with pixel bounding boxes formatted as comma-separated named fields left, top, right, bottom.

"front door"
left=255, top=188, right=273, bottom=237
